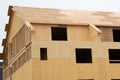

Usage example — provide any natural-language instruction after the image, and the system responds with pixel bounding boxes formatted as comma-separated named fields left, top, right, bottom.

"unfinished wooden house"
left=2, top=6, right=120, bottom=80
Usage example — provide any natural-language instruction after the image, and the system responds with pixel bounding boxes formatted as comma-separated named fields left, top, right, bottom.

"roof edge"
left=95, top=24, right=120, bottom=27
left=2, top=6, right=14, bottom=50
left=5, top=24, right=9, bottom=31
left=8, top=6, right=13, bottom=16
left=31, top=22, right=89, bottom=26
left=2, top=39, right=6, bottom=46
left=0, top=54, right=4, bottom=60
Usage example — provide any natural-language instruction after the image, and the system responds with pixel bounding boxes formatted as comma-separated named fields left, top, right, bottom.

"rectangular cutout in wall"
left=109, top=49, right=120, bottom=63
left=40, top=48, right=47, bottom=60
left=51, top=27, right=67, bottom=41
left=75, top=48, right=92, bottom=63
left=113, top=29, right=120, bottom=42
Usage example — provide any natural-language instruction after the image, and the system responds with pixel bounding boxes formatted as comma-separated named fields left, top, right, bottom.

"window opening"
left=109, top=49, right=120, bottom=63
left=51, top=27, right=67, bottom=41
left=113, top=29, right=120, bottom=42
left=75, top=48, right=92, bottom=63
left=40, top=48, right=47, bottom=60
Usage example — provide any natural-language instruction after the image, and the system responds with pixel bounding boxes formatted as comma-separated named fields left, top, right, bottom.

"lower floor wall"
left=4, top=58, right=120, bottom=80
left=32, top=58, right=120, bottom=80
left=12, top=59, right=32, bottom=80
left=31, top=42, right=120, bottom=80
left=5, top=59, right=32, bottom=80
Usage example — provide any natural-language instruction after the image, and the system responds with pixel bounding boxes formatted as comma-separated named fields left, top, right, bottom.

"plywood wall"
left=3, top=22, right=31, bottom=80
left=7, top=13, right=24, bottom=42
left=31, top=24, right=120, bottom=80
left=12, top=59, right=32, bottom=80
left=98, top=26, right=120, bottom=42
left=32, top=24, right=91, bottom=42
left=32, top=42, right=120, bottom=80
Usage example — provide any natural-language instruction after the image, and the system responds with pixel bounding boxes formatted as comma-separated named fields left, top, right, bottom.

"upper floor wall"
left=31, top=24, right=101, bottom=42
left=31, top=24, right=120, bottom=43
left=98, top=26, right=120, bottom=42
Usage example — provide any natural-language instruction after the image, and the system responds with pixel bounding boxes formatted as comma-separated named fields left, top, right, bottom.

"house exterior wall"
left=3, top=22, right=120, bottom=80
left=11, top=59, right=32, bottom=80
left=7, top=13, right=24, bottom=42
left=3, top=13, right=32, bottom=80
left=31, top=24, right=92, bottom=42
left=31, top=24, right=120, bottom=80
left=2, top=7, right=120, bottom=80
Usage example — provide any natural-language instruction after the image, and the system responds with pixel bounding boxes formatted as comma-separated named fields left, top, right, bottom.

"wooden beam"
left=0, top=53, right=3, bottom=60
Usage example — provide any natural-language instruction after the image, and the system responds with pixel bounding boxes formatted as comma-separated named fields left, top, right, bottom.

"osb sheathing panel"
left=32, top=58, right=78, bottom=80
left=8, top=26, right=31, bottom=63
left=98, top=27, right=113, bottom=42
left=8, top=13, right=24, bottom=41
left=32, top=24, right=91, bottom=42
left=4, top=74, right=10, bottom=80
left=5, top=78, right=10, bottom=80
left=3, top=67, right=10, bottom=80
left=68, top=25, right=90, bottom=41
left=11, top=59, right=32, bottom=80
left=12, top=6, right=120, bottom=26
left=31, top=24, right=51, bottom=41
left=31, top=42, right=120, bottom=80
left=89, top=25, right=99, bottom=41
left=98, top=27, right=120, bottom=42
left=109, top=65, right=120, bottom=78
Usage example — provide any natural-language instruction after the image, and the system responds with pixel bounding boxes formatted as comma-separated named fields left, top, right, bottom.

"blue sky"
left=0, top=0, right=120, bottom=52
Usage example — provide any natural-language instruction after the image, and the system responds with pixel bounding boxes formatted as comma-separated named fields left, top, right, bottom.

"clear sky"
left=0, top=0, right=120, bottom=52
